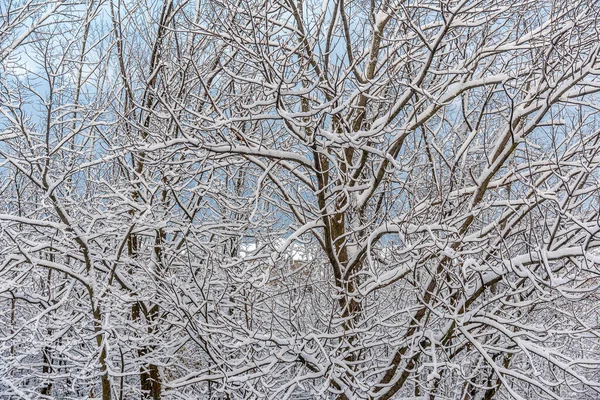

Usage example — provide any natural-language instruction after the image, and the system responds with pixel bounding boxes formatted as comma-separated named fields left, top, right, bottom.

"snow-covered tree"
left=2, top=0, right=600, bottom=399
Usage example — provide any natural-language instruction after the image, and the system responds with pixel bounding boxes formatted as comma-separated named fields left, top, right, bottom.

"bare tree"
left=2, top=0, right=600, bottom=399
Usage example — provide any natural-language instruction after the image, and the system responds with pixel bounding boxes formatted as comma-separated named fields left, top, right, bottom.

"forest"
left=1, top=0, right=600, bottom=398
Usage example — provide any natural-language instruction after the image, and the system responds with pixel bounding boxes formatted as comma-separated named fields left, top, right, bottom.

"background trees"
left=2, top=0, right=600, bottom=399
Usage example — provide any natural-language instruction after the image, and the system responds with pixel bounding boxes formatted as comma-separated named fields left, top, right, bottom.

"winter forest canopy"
left=2, top=0, right=600, bottom=399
